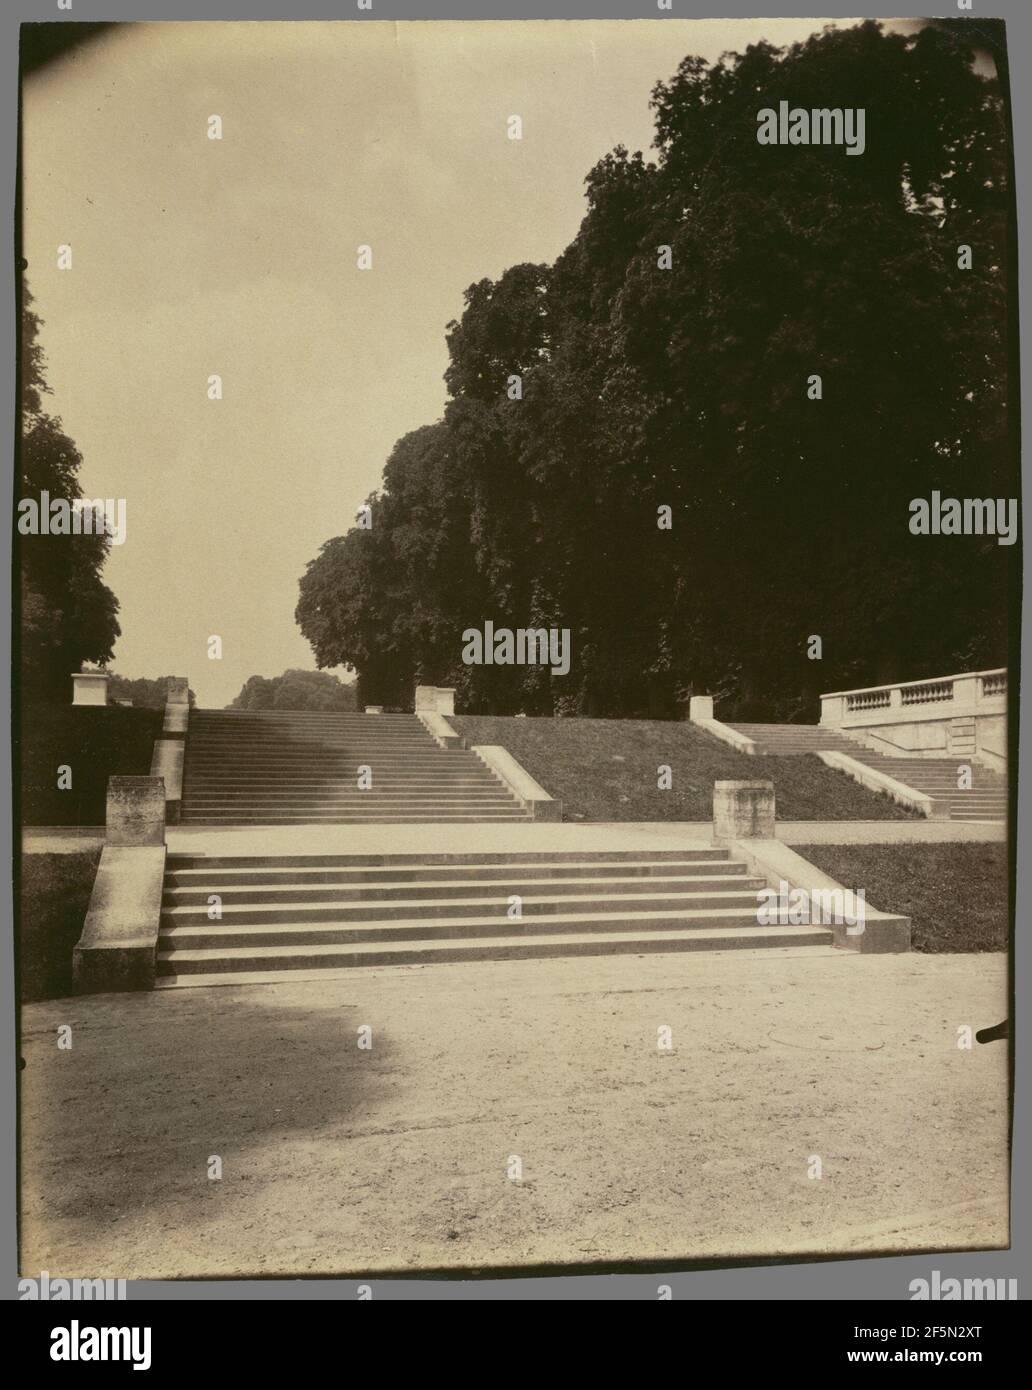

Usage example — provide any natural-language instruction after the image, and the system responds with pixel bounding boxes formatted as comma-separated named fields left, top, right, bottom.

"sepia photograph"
left=13, top=11, right=1019, bottom=1299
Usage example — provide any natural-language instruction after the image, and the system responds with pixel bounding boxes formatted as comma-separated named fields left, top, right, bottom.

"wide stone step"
left=192, top=714, right=420, bottom=721
left=183, top=772, right=481, bottom=783
left=178, top=811, right=528, bottom=817
left=188, top=724, right=448, bottom=733
left=184, top=759, right=472, bottom=771
left=159, top=903, right=778, bottom=949
left=188, top=731, right=429, bottom=738
left=733, top=728, right=838, bottom=735
left=876, top=780, right=1004, bottom=792
left=166, top=848, right=729, bottom=870
left=179, top=810, right=524, bottom=820
left=183, top=784, right=493, bottom=795
left=183, top=795, right=517, bottom=806
left=163, top=872, right=766, bottom=906
left=189, top=715, right=425, bottom=722
left=182, top=779, right=501, bottom=790
left=155, top=922, right=832, bottom=976
left=160, top=888, right=765, bottom=926
left=893, top=790, right=1005, bottom=799
left=164, top=857, right=747, bottom=887
left=186, top=740, right=440, bottom=750
left=185, top=750, right=461, bottom=760
left=870, top=761, right=1001, bottom=771
left=187, top=723, right=432, bottom=732
left=873, top=772, right=1005, bottom=780
left=871, top=763, right=1001, bottom=772
left=184, top=759, right=485, bottom=769
left=181, top=805, right=521, bottom=815
left=184, top=762, right=481, bottom=772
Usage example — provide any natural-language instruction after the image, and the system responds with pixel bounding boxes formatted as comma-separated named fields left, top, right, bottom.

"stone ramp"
left=154, top=847, right=831, bottom=985
left=729, top=722, right=1007, bottom=822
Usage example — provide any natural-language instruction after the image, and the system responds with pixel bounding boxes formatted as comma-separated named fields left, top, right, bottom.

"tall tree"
left=17, top=289, right=121, bottom=702
left=297, top=20, right=1014, bottom=719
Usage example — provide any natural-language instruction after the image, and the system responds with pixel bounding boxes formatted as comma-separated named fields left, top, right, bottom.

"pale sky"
left=24, top=18, right=885, bottom=707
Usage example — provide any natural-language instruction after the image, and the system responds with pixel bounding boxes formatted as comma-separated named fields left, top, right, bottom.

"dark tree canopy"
left=18, top=289, right=121, bottom=703
left=296, top=21, right=1014, bottom=720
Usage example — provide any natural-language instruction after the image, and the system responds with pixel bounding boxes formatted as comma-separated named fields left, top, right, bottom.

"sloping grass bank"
left=18, top=850, right=102, bottom=1001
left=796, top=843, right=1009, bottom=953
left=451, top=715, right=916, bottom=822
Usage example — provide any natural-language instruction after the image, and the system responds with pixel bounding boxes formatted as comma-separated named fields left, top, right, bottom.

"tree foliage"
left=229, top=669, right=358, bottom=712
left=296, top=21, right=1014, bottom=719
left=18, top=290, right=121, bottom=702
left=105, top=674, right=197, bottom=709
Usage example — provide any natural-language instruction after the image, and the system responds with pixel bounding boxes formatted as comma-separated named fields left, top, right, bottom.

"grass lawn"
left=797, top=842, right=1009, bottom=953
left=18, top=703, right=163, bottom=826
left=18, top=851, right=101, bottom=1001
left=451, top=715, right=917, bottom=822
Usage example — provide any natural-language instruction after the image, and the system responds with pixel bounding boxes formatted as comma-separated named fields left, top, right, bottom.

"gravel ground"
left=20, top=948, right=1009, bottom=1279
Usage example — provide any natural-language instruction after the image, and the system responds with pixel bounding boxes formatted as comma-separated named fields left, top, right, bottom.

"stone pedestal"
left=689, top=695, right=714, bottom=721
left=414, top=685, right=456, bottom=715
left=365, top=705, right=383, bottom=714
left=713, top=780, right=775, bottom=842
left=106, top=776, right=166, bottom=847
left=167, top=676, right=189, bottom=705
left=72, top=671, right=109, bottom=706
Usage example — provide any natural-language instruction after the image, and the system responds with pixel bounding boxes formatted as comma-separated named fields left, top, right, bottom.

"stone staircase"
left=729, top=723, right=1007, bottom=823
left=180, top=710, right=529, bottom=824
left=154, top=847, right=832, bottom=986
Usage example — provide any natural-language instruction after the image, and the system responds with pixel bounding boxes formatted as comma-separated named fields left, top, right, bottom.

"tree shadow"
left=20, top=983, right=396, bottom=1268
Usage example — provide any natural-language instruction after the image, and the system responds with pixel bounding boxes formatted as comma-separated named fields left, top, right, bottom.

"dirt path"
left=20, top=948, right=1009, bottom=1278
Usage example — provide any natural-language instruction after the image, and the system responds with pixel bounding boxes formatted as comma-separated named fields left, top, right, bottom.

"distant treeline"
left=296, top=21, right=1014, bottom=720
left=229, top=669, right=357, bottom=712
left=106, top=674, right=196, bottom=709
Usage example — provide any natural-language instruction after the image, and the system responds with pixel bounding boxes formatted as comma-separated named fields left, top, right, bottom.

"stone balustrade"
left=820, top=668, right=1007, bottom=766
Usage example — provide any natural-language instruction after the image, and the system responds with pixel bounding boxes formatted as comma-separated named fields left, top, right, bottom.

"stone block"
left=414, top=685, right=455, bottom=715
left=106, top=776, right=166, bottom=847
left=72, top=671, right=109, bottom=706
left=713, top=780, right=775, bottom=842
